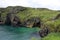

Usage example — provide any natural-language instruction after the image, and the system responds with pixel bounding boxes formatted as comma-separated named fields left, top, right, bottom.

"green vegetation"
left=17, top=8, right=60, bottom=22
left=30, top=37, right=41, bottom=40
left=42, top=33, right=60, bottom=40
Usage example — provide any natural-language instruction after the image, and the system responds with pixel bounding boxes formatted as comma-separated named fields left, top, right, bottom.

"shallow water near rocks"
left=0, top=25, right=41, bottom=40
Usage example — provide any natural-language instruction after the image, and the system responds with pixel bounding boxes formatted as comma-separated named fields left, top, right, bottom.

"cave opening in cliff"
left=32, top=21, right=41, bottom=28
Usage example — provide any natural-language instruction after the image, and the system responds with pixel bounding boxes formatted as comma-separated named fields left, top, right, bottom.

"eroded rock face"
left=12, top=16, right=21, bottom=26
left=24, top=17, right=41, bottom=28
left=5, top=13, right=22, bottom=26
left=5, top=6, right=25, bottom=26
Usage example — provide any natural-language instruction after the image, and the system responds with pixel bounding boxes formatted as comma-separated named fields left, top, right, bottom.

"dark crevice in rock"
left=33, top=22, right=41, bottom=27
left=32, top=17, right=41, bottom=27
left=5, top=13, right=11, bottom=25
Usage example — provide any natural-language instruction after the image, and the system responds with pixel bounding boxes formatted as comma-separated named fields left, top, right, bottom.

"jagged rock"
left=12, top=16, right=22, bottom=26
left=5, top=13, right=22, bottom=26
left=24, top=17, right=41, bottom=28
left=5, top=6, right=25, bottom=26
left=5, top=13, right=12, bottom=25
left=39, top=27, right=49, bottom=37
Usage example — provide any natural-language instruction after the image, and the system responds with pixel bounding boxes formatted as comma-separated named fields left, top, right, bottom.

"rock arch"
left=12, top=16, right=21, bottom=26
left=24, top=17, right=41, bottom=28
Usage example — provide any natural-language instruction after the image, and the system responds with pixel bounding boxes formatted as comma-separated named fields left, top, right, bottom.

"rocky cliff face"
left=4, top=6, right=26, bottom=26
left=0, top=6, right=26, bottom=25
left=0, top=6, right=41, bottom=27
left=24, top=17, right=41, bottom=28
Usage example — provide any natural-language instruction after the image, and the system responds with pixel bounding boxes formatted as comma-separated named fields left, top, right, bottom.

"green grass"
left=42, top=33, right=60, bottom=40
left=30, top=37, right=41, bottom=40
left=16, top=8, right=60, bottom=22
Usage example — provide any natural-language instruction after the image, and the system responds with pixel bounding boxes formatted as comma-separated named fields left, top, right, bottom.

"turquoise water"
left=0, top=25, right=41, bottom=40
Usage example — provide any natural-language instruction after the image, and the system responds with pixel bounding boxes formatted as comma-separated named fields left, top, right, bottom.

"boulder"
left=39, top=27, right=49, bottom=37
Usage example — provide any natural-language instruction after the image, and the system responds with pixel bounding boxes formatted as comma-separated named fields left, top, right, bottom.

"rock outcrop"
left=24, top=17, right=41, bottom=28
left=11, top=16, right=22, bottom=26
left=5, top=13, right=21, bottom=26
left=4, top=6, right=26, bottom=26
left=39, top=27, right=49, bottom=37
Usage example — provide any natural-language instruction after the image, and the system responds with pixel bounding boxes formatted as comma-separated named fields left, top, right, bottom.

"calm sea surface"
left=0, top=25, right=41, bottom=40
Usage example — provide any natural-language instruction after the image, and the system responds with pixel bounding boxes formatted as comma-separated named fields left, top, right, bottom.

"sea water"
left=0, top=25, right=41, bottom=40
